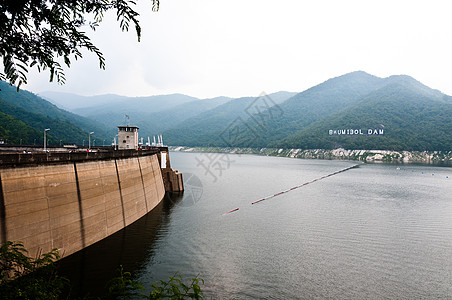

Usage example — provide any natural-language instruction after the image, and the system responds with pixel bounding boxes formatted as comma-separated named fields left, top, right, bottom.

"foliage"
left=0, top=80, right=112, bottom=144
left=148, top=272, right=204, bottom=300
left=105, top=265, right=145, bottom=299
left=164, top=71, right=385, bottom=147
left=274, top=83, right=452, bottom=151
left=0, top=240, right=205, bottom=299
left=0, top=110, right=42, bottom=144
left=0, top=0, right=160, bottom=90
left=163, top=72, right=452, bottom=151
left=105, top=269, right=205, bottom=300
left=0, top=241, right=68, bottom=300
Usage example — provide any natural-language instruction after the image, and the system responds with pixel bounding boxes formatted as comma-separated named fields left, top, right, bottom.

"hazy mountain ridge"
left=163, top=71, right=386, bottom=147
left=0, top=81, right=111, bottom=144
left=163, top=91, right=297, bottom=146
left=40, top=90, right=296, bottom=140
left=163, top=71, right=452, bottom=151
left=276, top=82, right=452, bottom=151
left=3, top=71, right=451, bottom=151
left=39, top=91, right=129, bottom=111
left=134, top=96, right=233, bottom=138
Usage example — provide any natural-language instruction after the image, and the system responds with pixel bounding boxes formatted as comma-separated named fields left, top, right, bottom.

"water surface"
left=59, top=152, right=452, bottom=299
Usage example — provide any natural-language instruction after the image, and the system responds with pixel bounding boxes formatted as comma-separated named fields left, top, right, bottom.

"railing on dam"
left=0, top=147, right=169, bottom=168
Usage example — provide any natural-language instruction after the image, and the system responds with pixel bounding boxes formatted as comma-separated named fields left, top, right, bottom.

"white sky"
left=24, top=0, right=452, bottom=99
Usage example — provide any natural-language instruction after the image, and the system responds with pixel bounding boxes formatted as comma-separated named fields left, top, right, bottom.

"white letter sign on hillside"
left=329, top=128, right=384, bottom=135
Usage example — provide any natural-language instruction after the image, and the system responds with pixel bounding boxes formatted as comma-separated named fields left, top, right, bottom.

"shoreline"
left=168, top=146, right=452, bottom=165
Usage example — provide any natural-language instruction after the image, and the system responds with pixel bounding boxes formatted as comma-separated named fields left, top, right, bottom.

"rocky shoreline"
left=169, top=146, right=452, bottom=165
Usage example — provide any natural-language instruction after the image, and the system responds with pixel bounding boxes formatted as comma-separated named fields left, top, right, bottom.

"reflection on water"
left=57, top=192, right=184, bottom=298
left=58, top=153, right=452, bottom=299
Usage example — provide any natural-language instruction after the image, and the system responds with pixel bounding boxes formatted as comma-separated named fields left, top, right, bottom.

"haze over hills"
left=38, top=91, right=130, bottom=111
left=41, top=90, right=297, bottom=139
left=0, top=81, right=112, bottom=145
left=3, top=82, right=297, bottom=146
left=2, top=71, right=452, bottom=151
left=163, top=71, right=452, bottom=151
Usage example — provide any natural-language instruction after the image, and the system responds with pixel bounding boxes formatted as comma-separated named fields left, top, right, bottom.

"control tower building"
left=117, top=125, right=139, bottom=150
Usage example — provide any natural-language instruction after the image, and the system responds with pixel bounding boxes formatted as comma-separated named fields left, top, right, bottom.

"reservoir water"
left=58, top=152, right=452, bottom=299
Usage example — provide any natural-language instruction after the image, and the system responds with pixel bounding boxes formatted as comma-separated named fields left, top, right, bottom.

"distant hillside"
left=164, top=72, right=385, bottom=147
left=163, top=91, right=297, bottom=146
left=276, top=81, right=452, bottom=151
left=0, top=111, right=42, bottom=144
left=163, top=72, right=452, bottom=151
left=234, top=71, right=387, bottom=147
left=43, top=93, right=204, bottom=135
left=7, top=71, right=451, bottom=152
left=0, top=81, right=112, bottom=145
left=40, top=90, right=297, bottom=140
left=164, top=96, right=255, bottom=146
left=71, top=93, right=199, bottom=117
left=135, top=96, right=233, bottom=138
left=39, top=91, right=128, bottom=111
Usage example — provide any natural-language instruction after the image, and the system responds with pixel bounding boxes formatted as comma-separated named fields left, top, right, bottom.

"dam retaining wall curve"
left=0, top=153, right=167, bottom=258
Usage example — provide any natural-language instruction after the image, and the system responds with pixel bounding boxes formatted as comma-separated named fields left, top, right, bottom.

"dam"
left=0, top=147, right=183, bottom=258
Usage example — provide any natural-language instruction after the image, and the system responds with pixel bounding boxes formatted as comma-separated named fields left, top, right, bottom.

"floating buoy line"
left=222, top=164, right=361, bottom=215
left=222, top=208, right=239, bottom=216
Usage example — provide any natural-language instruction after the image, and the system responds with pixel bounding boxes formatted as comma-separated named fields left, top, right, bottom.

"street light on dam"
left=43, top=128, right=50, bottom=152
left=89, top=132, right=94, bottom=150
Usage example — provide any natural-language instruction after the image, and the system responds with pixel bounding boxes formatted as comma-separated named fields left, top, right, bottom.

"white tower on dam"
left=117, top=125, right=139, bottom=150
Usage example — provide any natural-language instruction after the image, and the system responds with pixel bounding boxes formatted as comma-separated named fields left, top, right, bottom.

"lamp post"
left=89, top=132, right=94, bottom=150
left=103, top=139, right=105, bottom=146
left=43, top=128, right=50, bottom=152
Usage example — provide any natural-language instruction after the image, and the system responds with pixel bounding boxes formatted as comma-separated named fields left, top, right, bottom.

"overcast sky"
left=24, top=0, right=452, bottom=99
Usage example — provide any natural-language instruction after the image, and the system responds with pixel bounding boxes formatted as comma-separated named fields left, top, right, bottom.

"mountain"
left=163, top=72, right=452, bottom=151
left=134, top=96, right=233, bottom=138
left=163, top=96, right=255, bottom=146
left=163, top=72, right=385, bottom=147
left=71, top=93, right=200, bottom=117
left=6, top=71, right=450, bottom=151
left=39, top=92, right=128, bottom=111
left=40, top=90, right=297, bottom=141
left=276, top=79, right=452, bottom=151
left=233, top=71, right=387, bottom=147
left=46, top=93, right=203, bottom=134
left=163, top=91, right=297, bottom=146
left=0, top=81, right=112, bottom=145
left=0, top=110, right=42, bottom=144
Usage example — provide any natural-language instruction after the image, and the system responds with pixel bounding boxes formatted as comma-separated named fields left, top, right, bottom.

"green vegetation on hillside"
left=2, top=71, right=451, bottom=151
left=0, top=111, right=42, bottom=144
left=0, top=81, right=112, bottom=144
left=163, top=72, right=452, bottom=151
left=275, top=83, right=452, bottom=151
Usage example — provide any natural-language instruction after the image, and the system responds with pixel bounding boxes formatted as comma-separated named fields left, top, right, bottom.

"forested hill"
left=0, top=81, right=111, bottom=145
left=3, top=71, right=451, bottom=151
left=40, top=90, right=297, bottom=139
left=275, top=82, right=452, bottom=151
left=164, top=71, right=452, bottom=151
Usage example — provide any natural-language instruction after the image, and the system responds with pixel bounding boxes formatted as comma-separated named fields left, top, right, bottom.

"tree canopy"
left=0, top=0, right=160, bottom=90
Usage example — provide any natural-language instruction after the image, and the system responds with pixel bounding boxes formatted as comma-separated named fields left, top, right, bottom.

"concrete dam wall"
left=0, top=151, right=178, bottom=258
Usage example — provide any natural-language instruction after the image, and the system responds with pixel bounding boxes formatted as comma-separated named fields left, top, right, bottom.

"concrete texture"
left=0, top=153, right=166, bottom=258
